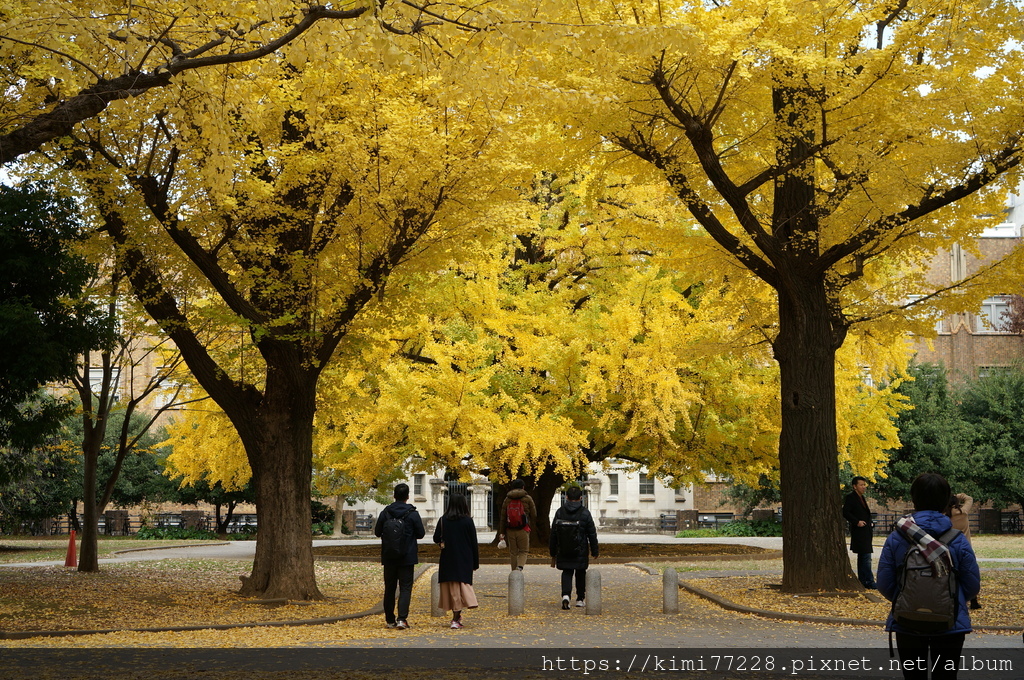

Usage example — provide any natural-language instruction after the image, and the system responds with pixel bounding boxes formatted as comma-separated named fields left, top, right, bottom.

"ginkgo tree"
left=522, top=0, right=1024, bottom=590
left=34, top=19, right=538, bottom=599
left=324, top=166, right=907, bottom=538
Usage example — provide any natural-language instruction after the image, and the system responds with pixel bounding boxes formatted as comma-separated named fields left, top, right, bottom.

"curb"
left=0, top=565, right=432, bottom=640
left=678, top=578, right=1024, bottom=633
left=112, top=542, right=232, bottom=555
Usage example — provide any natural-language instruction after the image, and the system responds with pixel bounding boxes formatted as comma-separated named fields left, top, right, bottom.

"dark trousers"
left=560, top=568, right=586, bottom=600
left=856, top=551, right=876, bottom=588
left=382, top=562, right=414, bottom=623
left=895, top=632, right=965, bottom=680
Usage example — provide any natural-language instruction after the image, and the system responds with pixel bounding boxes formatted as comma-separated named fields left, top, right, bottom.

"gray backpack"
left=891, top=527, right=960, bottom=633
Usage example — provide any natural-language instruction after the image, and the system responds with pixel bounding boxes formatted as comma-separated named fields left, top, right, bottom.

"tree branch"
left=0, top=5, right=370, bottom=165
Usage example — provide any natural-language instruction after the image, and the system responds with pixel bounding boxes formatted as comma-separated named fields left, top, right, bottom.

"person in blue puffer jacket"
left=877, top=472, right=981, bottom=680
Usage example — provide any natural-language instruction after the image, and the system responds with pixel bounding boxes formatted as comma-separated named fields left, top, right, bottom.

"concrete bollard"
left=508, top=569, right=525, bottom=616
left=430, top=571, right=445, bottom=617
left=585, top=569, right=601, bottom=615
left=663, top=567, right=679, bottom=614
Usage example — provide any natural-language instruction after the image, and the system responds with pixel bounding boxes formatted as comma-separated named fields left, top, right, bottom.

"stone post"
left=663, top=567, right=679, bottom=614
left=585, top=569, right=601, bottom=615
left=508, top=569, right=525, bottom=616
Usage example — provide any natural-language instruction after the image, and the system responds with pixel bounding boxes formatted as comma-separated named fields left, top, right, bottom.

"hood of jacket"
left=909, top=510, right=954, bottom=538
left=561, top=500, right=586, bottom=516
left=387, top=501, right=417, bottom=517
left=507, top=488, right=529, bottom=500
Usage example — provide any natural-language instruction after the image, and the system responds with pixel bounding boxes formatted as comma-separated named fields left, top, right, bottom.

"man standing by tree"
left=374, top=483, right=425, bottom=630
left=843, top=476, right=876, bottom=589
left=497, top=479, right=538, bottom=571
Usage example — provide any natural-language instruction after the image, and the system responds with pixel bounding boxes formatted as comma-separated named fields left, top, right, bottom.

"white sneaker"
left=561, top=595, right=570, bottom=610
left=576, top=599, right=585, bottom=607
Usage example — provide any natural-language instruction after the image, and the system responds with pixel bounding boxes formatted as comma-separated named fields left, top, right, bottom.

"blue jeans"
left=856, top=552, right=875, bottom=588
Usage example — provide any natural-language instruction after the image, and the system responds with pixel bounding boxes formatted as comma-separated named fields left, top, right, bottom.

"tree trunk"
left=332, top=495, right=346, bottom=538
left=530, top=467, right=568, bottom=545
left=236, top=365, right=323, bottom=601
left=774, top=275, right=860, bottom=592
left=77, top=429, right=105, bottom=573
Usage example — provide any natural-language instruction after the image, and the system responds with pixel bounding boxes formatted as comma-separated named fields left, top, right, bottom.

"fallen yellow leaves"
left=0, top=559, right=382, bottom=634
left=683, top=571, right=1024, bottom=629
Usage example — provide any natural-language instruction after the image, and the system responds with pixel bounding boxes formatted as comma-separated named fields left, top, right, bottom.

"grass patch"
left=0, top=538, right=225, bottom=565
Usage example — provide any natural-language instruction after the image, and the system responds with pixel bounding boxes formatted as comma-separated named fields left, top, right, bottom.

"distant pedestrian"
left=946, top=492, right=980, bottom=610
left=549, top=484, right=598, bottom=609
left=433, top=493, right=479, bottom=629
left=842, top=475, right=876, bottom=589
left=497, top=479, right=538, bottom=571
left=878, top=473, right=980, bottom=680
left=374, top=482, right=425, bottom=630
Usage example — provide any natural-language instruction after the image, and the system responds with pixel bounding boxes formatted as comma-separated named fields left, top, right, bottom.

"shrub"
left=717, top=519, right=783, bottom=537
left=135, top=525, right=219, bottom=541
left=676, top=528, right=720, bottom=538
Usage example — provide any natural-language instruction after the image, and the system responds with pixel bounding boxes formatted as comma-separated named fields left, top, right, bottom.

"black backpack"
left=553, top=518, right=585, bottom=559
left=891, top=527, right=961, bottom=633
left=380, top=507, right=410, bottom=562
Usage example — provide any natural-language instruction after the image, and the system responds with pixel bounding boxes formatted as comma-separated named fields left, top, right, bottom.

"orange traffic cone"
left=64, top=529, right=77, bottom=567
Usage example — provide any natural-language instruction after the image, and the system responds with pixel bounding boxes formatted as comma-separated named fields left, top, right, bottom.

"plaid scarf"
left=896, top=515, right=951, bottom=576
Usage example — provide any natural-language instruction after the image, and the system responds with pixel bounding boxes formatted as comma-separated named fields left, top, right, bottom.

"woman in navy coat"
left=433, top=493, right=479, bottom=629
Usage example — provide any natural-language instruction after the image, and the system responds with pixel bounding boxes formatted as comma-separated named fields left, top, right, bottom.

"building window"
left=607, top=474, right=619, bottom=498
left=639, top=473, right=655, bottom=496
left=905, top=295, right=944, bottom=334
left=413, top=474, right=425, bottom=498
left=977, top=366, right=1010, bottom=379
left=976, top=296, right=1011, bottom=332
left=86, top=366, right=120, bottom=399
left=674, top=485, right=686, bottom=502
left=152, top=369, right=183, bottom=409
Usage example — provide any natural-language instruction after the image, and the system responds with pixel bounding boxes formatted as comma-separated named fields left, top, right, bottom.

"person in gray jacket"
left=549, top=485, right=598, bottom=609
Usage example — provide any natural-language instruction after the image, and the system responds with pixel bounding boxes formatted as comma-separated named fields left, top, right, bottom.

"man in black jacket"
left=549, top=485, right=599, bottom=609
left=842, top=476, right=876, bottom=589
left=374, top=483, right=426, bottom=629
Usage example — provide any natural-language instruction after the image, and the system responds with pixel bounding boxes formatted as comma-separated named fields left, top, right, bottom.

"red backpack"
left=506, top=499, right=528, bottom=530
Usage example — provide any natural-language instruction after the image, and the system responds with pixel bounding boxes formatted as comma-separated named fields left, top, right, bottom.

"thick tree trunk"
left=530, top=467, right=567, bottom=545
left=774, top=277, right=860, bottom=592
left=236, top=365, right=323, bottom=601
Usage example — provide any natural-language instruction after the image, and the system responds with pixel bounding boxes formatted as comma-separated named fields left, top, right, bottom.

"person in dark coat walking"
left=433, top=493, right=479, bottom=629
left=374, top=483, right=426, bottom=629
left=842, top=475, right=876, bottom=589
left=549, top=485, right=598, bottom=609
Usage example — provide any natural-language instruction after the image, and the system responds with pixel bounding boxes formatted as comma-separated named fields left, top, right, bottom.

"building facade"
left=911, top=190, right=1024, bottom=378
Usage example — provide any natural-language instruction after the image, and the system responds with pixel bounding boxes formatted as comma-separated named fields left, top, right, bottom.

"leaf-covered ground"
left=0, top=559, right=382, bottom=633
left=0, top=539, right=1019, bottom=651
left=682, top=571, right=1024, bottom=628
